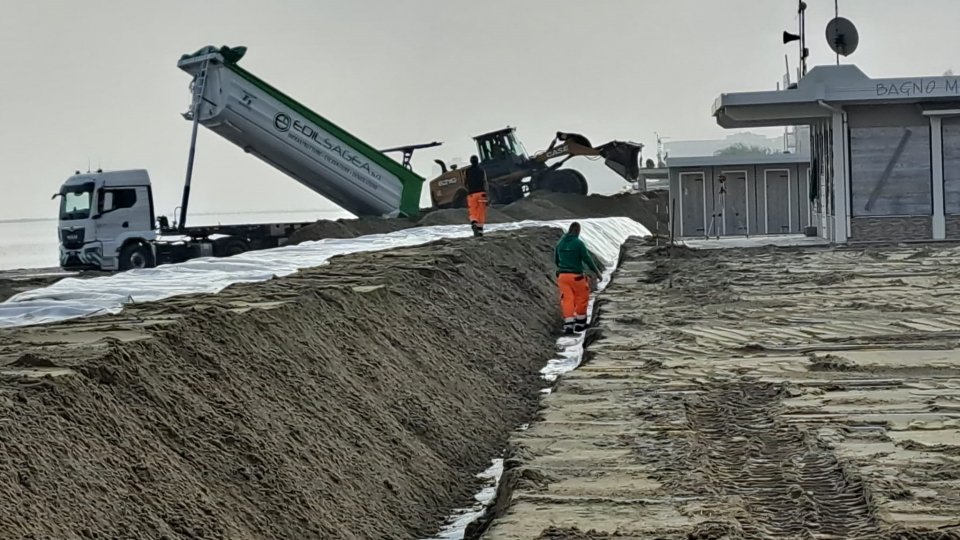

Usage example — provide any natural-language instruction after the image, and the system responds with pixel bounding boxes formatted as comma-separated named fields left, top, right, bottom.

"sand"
left=481, top=240, right=960, bottom=539
left=0, top=229, right=568, bottom=539
left=0, top=268, right=86, bottom=303
left=287, top=191, right=668, bottom=243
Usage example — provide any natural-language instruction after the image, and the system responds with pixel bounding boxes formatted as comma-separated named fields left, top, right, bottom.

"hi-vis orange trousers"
left=468, top=192, right=488, bottom=227
left=558, top=273, right=590, bottom=330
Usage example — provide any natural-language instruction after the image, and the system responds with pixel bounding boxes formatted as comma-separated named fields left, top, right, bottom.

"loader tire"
left=537, top=169, right=587, bottom=195
left=490, top=184, right=524, bottom=205
left=452, top=191, right=468, bottom=209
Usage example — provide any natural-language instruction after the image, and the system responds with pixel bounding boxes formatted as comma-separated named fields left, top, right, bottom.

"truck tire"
left=536, top=169, right=588, bottom=195
left=224, top=240, right=248, bottom=256
left=215, top=239, right=249, bottom=257
left=119, top=243, right=154, bottom=271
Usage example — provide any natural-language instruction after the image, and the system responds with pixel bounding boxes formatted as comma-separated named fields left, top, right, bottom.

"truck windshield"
left=60, top=183, right=94, bottom=221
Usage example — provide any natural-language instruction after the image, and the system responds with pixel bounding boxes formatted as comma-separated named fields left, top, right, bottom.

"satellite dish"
left=826, top=17, right=859, bottom=57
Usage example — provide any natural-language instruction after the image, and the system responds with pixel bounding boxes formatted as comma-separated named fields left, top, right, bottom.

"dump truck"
left=54, top=45, right=425, bottom=272
left=176, top=45, right=425, bottom=221
left=429, top=128, right=643, bottom=207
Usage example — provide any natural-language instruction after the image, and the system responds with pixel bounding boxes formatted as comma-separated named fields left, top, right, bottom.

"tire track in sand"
left=685, top=380, right=878, bottom=539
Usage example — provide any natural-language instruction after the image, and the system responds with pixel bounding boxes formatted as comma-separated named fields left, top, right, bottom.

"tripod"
left=706, top=176, right=726, bottom=240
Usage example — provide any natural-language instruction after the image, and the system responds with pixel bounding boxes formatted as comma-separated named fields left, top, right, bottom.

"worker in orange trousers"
left=555, top=222, right=601, bottom=334
left=465, top=155, right=488, bottom=237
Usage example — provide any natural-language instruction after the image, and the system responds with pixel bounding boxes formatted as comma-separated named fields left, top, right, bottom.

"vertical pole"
left=932, top=116, right=945, bottom=240
left=835, top=0, right=841, bottom=65
left=179, top=62, right=205, bottom=232
left=670, top=197, right=677, bottom=246
left=831, top=111, right=848, bottom=243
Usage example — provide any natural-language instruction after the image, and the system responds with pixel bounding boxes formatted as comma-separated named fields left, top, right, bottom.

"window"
left=59, top=183, right=94, bottom=221
left=112, top=189, right=137, bottom=209
left=850, top=126, right=931, bottom=216
left=99, top=188, right=137, bottom=213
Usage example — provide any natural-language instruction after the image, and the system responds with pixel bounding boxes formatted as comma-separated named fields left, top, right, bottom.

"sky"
left=1, top=0, right=959, bottom=221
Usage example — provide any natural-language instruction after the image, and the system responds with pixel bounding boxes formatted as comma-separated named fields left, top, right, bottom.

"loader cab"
left=473, top=127, right=530, bottom=179
left=55, top=169, right=157, bottom=271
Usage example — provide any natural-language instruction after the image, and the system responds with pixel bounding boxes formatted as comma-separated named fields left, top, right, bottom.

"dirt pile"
left=0, top=270, right=79, bottom=303
left=286, top=216, right=415, bottom=244
left=519, top=191, right=668, bottom=234
left=286, top=191, right=667, bottom=245
left=0, top=229, right=564, bottom=539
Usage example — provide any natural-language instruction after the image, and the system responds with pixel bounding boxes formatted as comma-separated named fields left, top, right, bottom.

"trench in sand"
left=0, top=220, right=648, bottom=539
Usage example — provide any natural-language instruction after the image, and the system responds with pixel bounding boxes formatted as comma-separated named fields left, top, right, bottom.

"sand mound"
left=500, top=197, right=579, bottom=222
left=281, top=191, right=666, bottom=246
left=415, top=192, right=667, bottom=230
left=0, top=229, right=563, bottom=539
left=524, top=191, right=669, bottom=234
left=287, top=216, right=415, bottom=244
left=415, top=207, right=514, bottom=227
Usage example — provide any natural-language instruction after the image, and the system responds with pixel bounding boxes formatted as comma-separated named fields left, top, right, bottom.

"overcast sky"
left=2, top=0, right=958, bottom=221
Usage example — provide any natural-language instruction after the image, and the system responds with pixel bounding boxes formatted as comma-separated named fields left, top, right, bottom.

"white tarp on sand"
left=0, top=217, right=648, bottom=329
left=426, top=218, right=642, bottom=540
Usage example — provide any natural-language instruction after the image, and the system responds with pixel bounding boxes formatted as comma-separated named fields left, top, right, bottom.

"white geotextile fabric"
left=424, top=218, right=643, bottom=540
left=0, top=217, right=648, bottom=329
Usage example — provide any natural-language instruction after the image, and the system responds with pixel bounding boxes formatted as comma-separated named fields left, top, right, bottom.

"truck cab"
left=56, top=169, right=157, bottom=271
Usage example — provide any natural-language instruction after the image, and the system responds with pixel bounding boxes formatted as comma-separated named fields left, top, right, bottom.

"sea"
left=0, top=209, right=349, bottom=271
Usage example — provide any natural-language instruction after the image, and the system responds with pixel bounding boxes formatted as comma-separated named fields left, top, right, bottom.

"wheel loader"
left=429, top=127, right=643, bottom=208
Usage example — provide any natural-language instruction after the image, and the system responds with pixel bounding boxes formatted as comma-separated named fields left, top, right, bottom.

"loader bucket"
left=598, top=142, right=642, bottom=182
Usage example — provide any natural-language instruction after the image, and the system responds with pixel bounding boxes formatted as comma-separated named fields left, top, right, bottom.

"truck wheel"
left=537, top=170, right=588, bottom=195
left=119, top=243, right=154, bottom=271
left=223, top=240, right=248, bottom=256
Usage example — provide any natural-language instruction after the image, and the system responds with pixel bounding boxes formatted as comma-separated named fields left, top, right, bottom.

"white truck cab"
left=56, top=169, right=157, bottom=271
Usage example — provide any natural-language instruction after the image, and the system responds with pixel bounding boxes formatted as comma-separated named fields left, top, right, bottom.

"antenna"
left=826, top=16, right=859, bottom=60
left=87, top=158, right=91, bottom=174
left=782, top=1, right=808, bottom=78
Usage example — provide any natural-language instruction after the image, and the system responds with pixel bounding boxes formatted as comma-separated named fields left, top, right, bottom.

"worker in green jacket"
left=555, top=222, right=601, bottom=334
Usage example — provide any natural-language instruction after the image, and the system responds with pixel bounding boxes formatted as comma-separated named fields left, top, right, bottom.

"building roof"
left=713, top=64, right=960, bottom=128
left=666, top=153, right=809, bottom=168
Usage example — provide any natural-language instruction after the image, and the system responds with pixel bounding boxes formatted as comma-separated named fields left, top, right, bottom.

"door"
left=719, top=171, right=748, bottom=235
left=94, top=187, right=151, bottom=244
left=764, top=169, right=791, bottom=234
left=680, top=172, right=705, bottom=236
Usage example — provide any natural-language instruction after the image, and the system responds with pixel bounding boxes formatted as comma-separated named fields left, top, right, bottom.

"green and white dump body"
left=177, top=46, right=423, bottom=218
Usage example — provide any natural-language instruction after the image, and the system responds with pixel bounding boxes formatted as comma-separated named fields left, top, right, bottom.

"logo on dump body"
left=274, top=113, right=291, bottom=132
left=272, top=110, right=383, bottom=182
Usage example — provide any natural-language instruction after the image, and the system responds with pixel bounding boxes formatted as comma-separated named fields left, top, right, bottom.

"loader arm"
left=534, top=132, right=643, bottom=182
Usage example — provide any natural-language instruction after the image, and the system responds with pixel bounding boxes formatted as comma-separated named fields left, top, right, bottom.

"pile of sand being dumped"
left=286, top=216, right=415, bottom=243
left=0, top=229, right=565, bottom=539
left=286, top=191, right=667, bottom=245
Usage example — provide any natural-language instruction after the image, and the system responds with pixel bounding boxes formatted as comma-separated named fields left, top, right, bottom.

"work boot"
left=471, top=221, right=482, bottom=237
left=574, top=316, right=588, bottom=333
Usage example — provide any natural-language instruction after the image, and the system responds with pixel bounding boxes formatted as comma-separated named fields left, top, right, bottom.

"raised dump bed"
left=178, top=45, right=424, bottom=218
